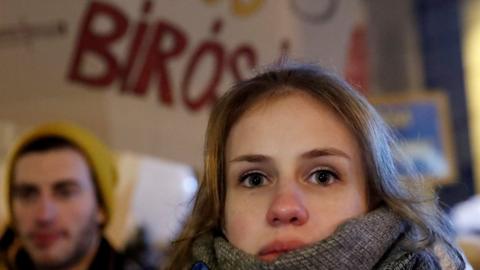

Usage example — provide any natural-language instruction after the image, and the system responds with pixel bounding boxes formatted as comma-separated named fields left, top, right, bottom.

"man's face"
left=11, top=147, right=105, bottom=269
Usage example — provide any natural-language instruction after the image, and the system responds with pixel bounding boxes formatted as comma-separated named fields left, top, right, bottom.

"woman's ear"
left=96, top=207, right=106, bottom=225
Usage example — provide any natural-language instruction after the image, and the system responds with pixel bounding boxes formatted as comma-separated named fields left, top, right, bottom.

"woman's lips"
left=258, top=240, right=306, bottom=262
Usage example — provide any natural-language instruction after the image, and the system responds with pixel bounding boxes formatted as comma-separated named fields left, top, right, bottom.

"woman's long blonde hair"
left=164, top=63, right=464, bottom=269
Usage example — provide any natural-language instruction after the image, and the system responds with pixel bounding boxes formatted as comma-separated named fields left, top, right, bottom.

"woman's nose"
left=266, top=186, right=309, bottom=226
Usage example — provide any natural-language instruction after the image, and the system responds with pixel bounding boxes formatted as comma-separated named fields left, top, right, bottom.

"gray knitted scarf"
left=190, top=207, right=430, bottom=270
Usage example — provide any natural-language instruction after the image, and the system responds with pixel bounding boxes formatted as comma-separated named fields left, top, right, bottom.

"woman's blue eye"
left=240, top=172, right=267, bottom=188
left=309, top=169, right=338, bottom=185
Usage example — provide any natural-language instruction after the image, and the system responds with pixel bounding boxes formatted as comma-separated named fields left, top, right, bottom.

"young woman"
left=165, top=63, right=465, bottom=269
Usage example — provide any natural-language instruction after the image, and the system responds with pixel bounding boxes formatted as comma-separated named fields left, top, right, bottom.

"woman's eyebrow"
left=229, top=154, right=273, bottom=163
left=300, top=148, right=351, bottom=160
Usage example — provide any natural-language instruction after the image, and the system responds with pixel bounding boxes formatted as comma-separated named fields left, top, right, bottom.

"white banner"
left=0, top=0, right=364, bottom=168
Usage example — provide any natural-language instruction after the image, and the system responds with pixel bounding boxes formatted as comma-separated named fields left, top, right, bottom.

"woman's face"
left=224, top=91, right=369, bottom=262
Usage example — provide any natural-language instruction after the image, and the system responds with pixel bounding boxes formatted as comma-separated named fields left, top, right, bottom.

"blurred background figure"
left=0, top=122, right=138, bottom=269
left=0, top=123, right=198, bottom=269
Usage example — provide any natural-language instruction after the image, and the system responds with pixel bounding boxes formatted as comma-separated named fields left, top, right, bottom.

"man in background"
left=0, top=122, right=139, bottom=269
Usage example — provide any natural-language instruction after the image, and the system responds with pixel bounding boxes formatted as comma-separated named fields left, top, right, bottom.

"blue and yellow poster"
left=370, top=91, right=457, bottom=184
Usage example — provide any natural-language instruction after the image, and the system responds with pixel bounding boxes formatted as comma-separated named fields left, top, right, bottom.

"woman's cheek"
left=225, top=205, right=251, bottom=237
left=224, top=200, right=264, bottom=251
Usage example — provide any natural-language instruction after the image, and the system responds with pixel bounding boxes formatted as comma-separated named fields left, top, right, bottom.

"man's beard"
left=33, top=212, right=101, bottom=270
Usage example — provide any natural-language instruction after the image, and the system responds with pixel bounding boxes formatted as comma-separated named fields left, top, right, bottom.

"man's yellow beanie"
left=2, top=122, right=116, bottom=228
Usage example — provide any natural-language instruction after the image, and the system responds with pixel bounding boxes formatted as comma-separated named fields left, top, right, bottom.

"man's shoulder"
left=0, top=228, right=28, bottom=270
left=91, top=237, right=147, bottom=270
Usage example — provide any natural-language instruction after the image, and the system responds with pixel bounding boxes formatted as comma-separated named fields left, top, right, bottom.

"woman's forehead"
left=225, top=92, right=362, bottom=163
